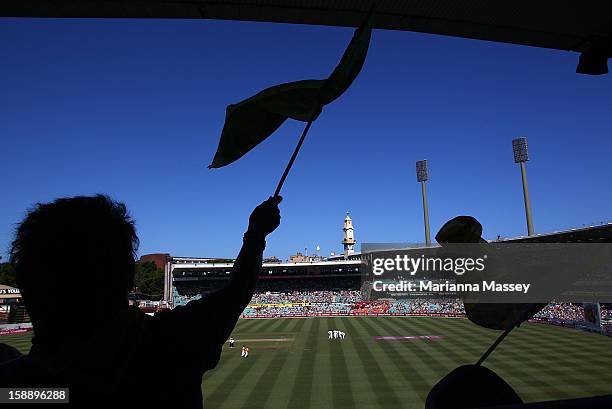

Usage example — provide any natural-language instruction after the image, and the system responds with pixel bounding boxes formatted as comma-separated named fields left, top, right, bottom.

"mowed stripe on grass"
left=2, top=317, right=611, bottom=408
left=1, top=330, right=32, bottom=354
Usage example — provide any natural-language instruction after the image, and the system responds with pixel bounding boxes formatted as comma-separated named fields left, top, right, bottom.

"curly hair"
left=10, top=195, right=139, bottom=328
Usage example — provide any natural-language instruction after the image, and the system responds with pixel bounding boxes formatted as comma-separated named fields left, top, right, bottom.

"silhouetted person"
left=0, top=343, right=22, bottom=364
left=0, top=194, right=281, bottom=408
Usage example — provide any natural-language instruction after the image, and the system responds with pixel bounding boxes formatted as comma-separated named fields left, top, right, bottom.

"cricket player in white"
left=339, top=331, right=345, bottom=339
left=333, top=330, right=339, bottom=339
left=328, top=330, right=333, bottom=339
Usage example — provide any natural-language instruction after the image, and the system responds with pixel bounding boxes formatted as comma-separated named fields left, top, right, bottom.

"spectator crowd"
left=172, top=282, right=609, bottom=328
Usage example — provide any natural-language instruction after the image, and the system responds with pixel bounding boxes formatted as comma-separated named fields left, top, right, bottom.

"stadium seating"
left=172, top=280, right=607, bottom=332
left=531, top=303, right=587, bottom=324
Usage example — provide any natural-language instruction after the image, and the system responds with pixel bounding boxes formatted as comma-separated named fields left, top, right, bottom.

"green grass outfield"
left=3, top=317, right=612, bottom=408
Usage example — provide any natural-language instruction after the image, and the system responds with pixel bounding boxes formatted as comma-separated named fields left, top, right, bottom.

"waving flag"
left=209, top=14, right=372, bottom=169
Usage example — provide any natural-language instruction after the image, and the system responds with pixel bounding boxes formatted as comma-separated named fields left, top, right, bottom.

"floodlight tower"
left=416, top=160, right=431, bottom=246
left=512, top=137, right=534, bottom=236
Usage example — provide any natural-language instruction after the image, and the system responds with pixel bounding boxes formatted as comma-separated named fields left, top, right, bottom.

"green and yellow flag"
left=209, top=16, right=372, bottom=168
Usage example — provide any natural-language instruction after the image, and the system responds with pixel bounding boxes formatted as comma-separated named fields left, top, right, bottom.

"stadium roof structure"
left=504, top=222, right=612, bottom=243
left=2, top=1, right=611, bottom=74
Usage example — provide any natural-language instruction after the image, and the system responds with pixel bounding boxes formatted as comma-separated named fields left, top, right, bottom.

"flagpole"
left=475, top=326, right=513, bottom=366
left=475, top=314, right=526, bottom=366
left=273, top=113, right=317, bottom=197
left=272, top=4, right=373, bottom=197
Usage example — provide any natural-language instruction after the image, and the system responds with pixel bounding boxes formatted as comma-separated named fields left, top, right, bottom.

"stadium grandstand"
left=0, top=285, right=29, bottom=326
left=144, top=221, right=612, bottom=336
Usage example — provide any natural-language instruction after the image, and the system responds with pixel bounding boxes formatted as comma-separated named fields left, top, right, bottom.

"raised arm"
left=157, top=197, right=281, bottom=370
left=215, top=196, right=282, bottom=316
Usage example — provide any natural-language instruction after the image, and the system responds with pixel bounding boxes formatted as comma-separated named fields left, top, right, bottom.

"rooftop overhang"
left=2, top=1, right=611, bottom=74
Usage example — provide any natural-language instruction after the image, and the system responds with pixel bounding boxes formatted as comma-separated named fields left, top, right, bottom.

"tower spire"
left=342, top=212, right=355, bottom=258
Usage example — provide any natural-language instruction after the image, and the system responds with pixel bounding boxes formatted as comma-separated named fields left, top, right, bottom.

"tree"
left=0, top=262, right=17, bottom=288
left=133, top=261, right=165, bottom=300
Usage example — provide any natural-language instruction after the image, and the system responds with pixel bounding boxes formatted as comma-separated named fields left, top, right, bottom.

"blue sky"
left=1, top=18, right=611, bottom=261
